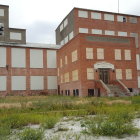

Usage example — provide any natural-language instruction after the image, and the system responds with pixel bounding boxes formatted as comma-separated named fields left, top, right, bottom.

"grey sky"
left=0, top=0, right=140, bottom=44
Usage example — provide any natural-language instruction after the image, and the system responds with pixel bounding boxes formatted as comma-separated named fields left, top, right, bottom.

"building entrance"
left=99, top=68, right=109, bottom=84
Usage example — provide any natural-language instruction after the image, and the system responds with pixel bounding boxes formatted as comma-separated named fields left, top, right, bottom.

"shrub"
left=18, top=128, right=44, bottom=140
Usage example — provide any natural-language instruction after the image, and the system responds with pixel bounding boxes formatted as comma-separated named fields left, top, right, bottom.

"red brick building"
left=0, top=5, right=60, bottom=96
left=56, top=8, right=140, bottom=96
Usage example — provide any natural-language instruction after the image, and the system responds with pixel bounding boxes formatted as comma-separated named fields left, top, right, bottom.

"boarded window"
left=87, top=68, right=94, bottom=80
left=136, top=54, right=140, bottom=70
left=47, top=50, right=57, bottom=68
left=138, top=76, right=140, bottom=88
left=129, top=17, right=137, bottom=23
left=10, top=32, right=22, bottom=40
left=105, top=30, right=115, bottom=35
left=47, top=76, right=57, bottom=90
left=78, top=10, right=88, bottom=18
left=64, top=36, right=68, bottom=44
left=64, top=72, right=70, bottom=83
left=72, top=50, right=78, bottom=62
left=69, top=31, right=74, bottom=40
left=126, top=69, right=132, bottom=80
left=12, top=76, right=26, bottom=90
left=60, top=75, right=63, bottom=83
left=79, top=28, right=88, bottom=33
left=115, top=49, right=121, bottom=60
left=60, top=24, right=63, bottom=32
left=118, top=31, right=127, bottom=36
left=72, top=70, right=78, bottom=81
left=0, top=76, right=6, bottom=91
left=0, top=9, right=4, bottom=16
left=125, top=50, right=131, bottom=60
left=86, top=48, right=93, bottom=59
left=117, top=15, right=127, bottom=22
left=64, top=18, right=68, bottom=27
left=0, top=47, right=6, bottom=67
left=92, top=29, right=102, bottom=35
left=116, top=69, right=122, bottom=80
left=91, top=12, right=101, bottom=19
left=130, top=33, right=138, bottom=48
left=60, top=59, right=62, bottom=68
left=65, top=56, right=68, bottom=64
left=97, top=48, right=104, bottom=59
left=104, top=14, right=114, bottom=21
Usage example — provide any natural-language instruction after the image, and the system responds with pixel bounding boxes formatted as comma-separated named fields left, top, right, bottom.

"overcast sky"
left=0, top=0, right=140, bottom=44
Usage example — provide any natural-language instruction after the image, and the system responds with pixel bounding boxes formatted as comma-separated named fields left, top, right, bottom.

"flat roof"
left=0, top=42, right=61, bottom=49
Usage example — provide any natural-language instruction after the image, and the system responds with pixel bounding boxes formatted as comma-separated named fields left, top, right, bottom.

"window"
left=130, top=33, right=138, bottom=48
left=0, top=47, right=6, bottom=67
left=87, top=68, right=94, bottom=80
left=60, top=59, right=62, bottom=68
left=92, top=29, right=102, bottom=35
left=138, top=76, right=140, bottom=88
left=118, top=31, right=127, bottom=36
left=86, top=48, right=93, bottom=59
left=60, top=24, right=63, bottom=32
left=79, top=28, right=88, bottom=33
left=72, top=50, right=78, bottom=62
left=0, top=9, right=4, bottom=16
left=64, top=36, right=68, bottom=44
left=65, top=56, right=68, bottom=64
left=64, top=72, right=69, bottom=83
left=12, top=76, right=26, bottom=90
left=115, top=49, right=121, bottom=60
left=136, top=54, right=140, bottom=70
left=91, top=12, right=101, bottom=19
left=10, top=32, right=22, bottom=40
left=126, top=69, right=132, bottom=80
left=47, top=50, right=57, bottom=68
left=30, top=49, right=43, bottom=68
left=69, top=31, right=74, bottom=40
left=0, top=76, right=6, bottom=91
left=72, top=70, right=78, bottom=81
left=57, top=68, right=59, bottom=76
left=104, top=14, right=114, bottom=21
left=97, top=48, right=104, bottom=59
left=125, top=50, right=131, bottom=60
left=117, top=15, right=127, bottom=22
left=73, top=89, right=79, bottom=96
left=60, top=40, right=64, bottom=45
left=116, top=69, right=122, bottom=80
left=129, top=17, right=137, bottom=24
left=60, top=75, right=63, bottom=83
left=64, top=18, right=68, bottom=27
left=105, top=30, right=115, bottom=35
left=0, top=23, right=4, bottom=35
left=47, top=76, right=57, bottom=90
left=78, top=10, right=88, bottom=18
left=88, top=89, right=94, bottom=96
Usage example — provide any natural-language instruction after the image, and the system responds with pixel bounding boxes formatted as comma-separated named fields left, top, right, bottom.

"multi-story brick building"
left=1, top=5, right=140, bottom=96
left=56, top=8, right=140, bottom=96
left=0, top=5, right=60, bottom=96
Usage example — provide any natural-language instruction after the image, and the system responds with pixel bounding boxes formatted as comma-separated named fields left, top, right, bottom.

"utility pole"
left=118, top=0, right=119, bottom=13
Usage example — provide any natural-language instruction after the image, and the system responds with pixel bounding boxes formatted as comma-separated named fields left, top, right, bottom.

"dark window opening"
left=68, top=90, right=70, bottom=96
left=128, top=88, right=133, bottom=92
left=123, top=17, right=126, bottom=22
left=73, top=90, right=76, bottom=96
left=88, top=89, right=94, bottom=96
left=61, top=90, right=63, bottom=95
left=65, top=90, right=67, bottom=96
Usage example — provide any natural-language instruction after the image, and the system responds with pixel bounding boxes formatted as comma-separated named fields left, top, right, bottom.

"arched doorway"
left=94, top=62, right=115, bottom=84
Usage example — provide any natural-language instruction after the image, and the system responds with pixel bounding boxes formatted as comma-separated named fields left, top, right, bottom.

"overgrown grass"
left=18, top=128, right=44, bottom=140
left=0, top=95, right=140, bottom=139
left=83, top=110, right=139, bottom=138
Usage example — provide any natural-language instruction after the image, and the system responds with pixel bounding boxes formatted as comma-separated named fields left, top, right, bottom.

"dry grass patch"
left=105, top=100, right=131, bottom=105
left=0, top=103, right=21, bottom=109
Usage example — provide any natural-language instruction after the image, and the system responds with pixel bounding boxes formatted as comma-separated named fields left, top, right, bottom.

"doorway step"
left=106, top=84, right=130, bottom=97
